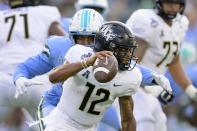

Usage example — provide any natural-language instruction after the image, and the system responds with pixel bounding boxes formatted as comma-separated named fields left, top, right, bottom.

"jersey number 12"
left=79, top=82, right=110, bottom=115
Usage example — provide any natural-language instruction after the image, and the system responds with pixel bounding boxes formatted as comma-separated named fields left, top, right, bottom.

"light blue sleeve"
left=13, top=36, right=73, bottom=83
left=136, top=64, right=156, bottom=86
left=13, top=53, right=53, bottom=82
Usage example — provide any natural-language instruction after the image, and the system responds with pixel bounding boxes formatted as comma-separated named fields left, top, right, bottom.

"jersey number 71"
left=5, top=14, right=29, bottom=42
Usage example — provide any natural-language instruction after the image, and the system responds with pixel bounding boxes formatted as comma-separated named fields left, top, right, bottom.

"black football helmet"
left=155, top=0, right=186, bottom=20
left=94, top=21, right=138, bottom=71
left=9, top=0, right=40, bottom=8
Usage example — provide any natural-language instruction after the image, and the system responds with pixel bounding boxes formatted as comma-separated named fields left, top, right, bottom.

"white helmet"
left=69, top=8, right=104, bottom=42
left=75, top=0, right=109, bottom=17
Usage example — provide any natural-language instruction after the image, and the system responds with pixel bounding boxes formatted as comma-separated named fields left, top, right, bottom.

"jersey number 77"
left=156, top=41, right=178, bottom=67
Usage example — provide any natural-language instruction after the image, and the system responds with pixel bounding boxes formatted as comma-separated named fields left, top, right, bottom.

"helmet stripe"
left=80, top=10, right=84, bottom=29
left=83, top=10, right=89, bottom=30
left=87, top=10, right=91, bottom=30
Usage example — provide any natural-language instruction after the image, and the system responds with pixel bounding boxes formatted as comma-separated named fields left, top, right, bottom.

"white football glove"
left=185, top=85, right=197, bottom=102
left=144, top=85, right=174, bottom=104
left=15, top=77, right=43, bottom=99
left=152, top=73, right=172, bottom=92
left=145, top=73, right=174, bottom=104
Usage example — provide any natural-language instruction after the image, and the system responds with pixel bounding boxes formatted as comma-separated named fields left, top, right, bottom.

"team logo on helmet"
left=100, top=25, right=117, bottom=42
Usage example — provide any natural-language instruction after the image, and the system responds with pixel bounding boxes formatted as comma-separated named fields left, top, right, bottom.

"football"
left=93, top=55, right=118, bottom=83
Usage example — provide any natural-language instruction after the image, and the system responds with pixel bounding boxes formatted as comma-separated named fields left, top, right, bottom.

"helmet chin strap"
left=114, top=53, right=131, bottom=71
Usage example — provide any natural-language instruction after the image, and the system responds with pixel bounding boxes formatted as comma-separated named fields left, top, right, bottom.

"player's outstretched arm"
left=13, top=54, right=53, bottom=99
left=119, top=96, right=136, bottom=131
left=136, top=64, right=174, bottom=104
left=49, top=51, right=113, bottom=83
left=13, top=55, right=53, bottom=82
left=168, top=55, right=197, bottom=102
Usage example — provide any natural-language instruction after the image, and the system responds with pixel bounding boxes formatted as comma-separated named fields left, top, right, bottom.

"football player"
left=0, top=0, right=64, bottom=129
left=126, top=0, right=197, bottom=131
left=45, top=21, right=171, bottom=131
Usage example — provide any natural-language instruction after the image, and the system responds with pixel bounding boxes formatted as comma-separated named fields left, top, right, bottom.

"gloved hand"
left=144, top=85, right=174, bottom=104
left=185, top=85, right=197, bottom=102
left=152, top=73, right=172, bottom=92
left=144, top=73, right=174, bottom=104
left=15, top=77, right=43, bottom=99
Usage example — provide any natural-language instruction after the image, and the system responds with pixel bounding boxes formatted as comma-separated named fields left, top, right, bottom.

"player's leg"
left=37, top=84, right=63, bottom=130
left=132, top=88, right=155, bottom=131
left=0, top=108, right=31, bottom=131
left=0, top=72, right=32, bottom=130
left=152, top=96, right=167, bottom=131
left=135, top=88, right=167, bottom=131
left=136, top=120, right=155, bottom=131
left=0, top=72, right=15, bottom=123
left=36, top=97, right=56, bottom=131
left=98, top=106, right=121, bottom=131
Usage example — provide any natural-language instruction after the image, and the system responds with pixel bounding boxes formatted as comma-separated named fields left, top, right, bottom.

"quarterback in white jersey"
left=46, top=45, right=141, bottom=131
left=126, top=0, right=197, bottom=131
left=46, top=22, right=140, bottom=131
left=0, top=0, right=65, bottom=127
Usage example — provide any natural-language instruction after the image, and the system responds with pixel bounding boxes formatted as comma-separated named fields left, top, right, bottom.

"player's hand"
left=158, top=88, right=174, bottom=104
left=152, top=73, right=172, bottom=92
left=14, top=77, right=43, bottom=99
left=185, top=85, right=197, bottom=102
left=86, top=51, right=113, bottom=66
left=144, top=85, right=174, bottom=104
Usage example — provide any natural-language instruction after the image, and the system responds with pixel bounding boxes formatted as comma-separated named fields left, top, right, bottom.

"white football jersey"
left=58, top=44, right=142, bottom=126
left=126, top=9, right=189, bottom=74
left=0, top=6, right=61, bottom=74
